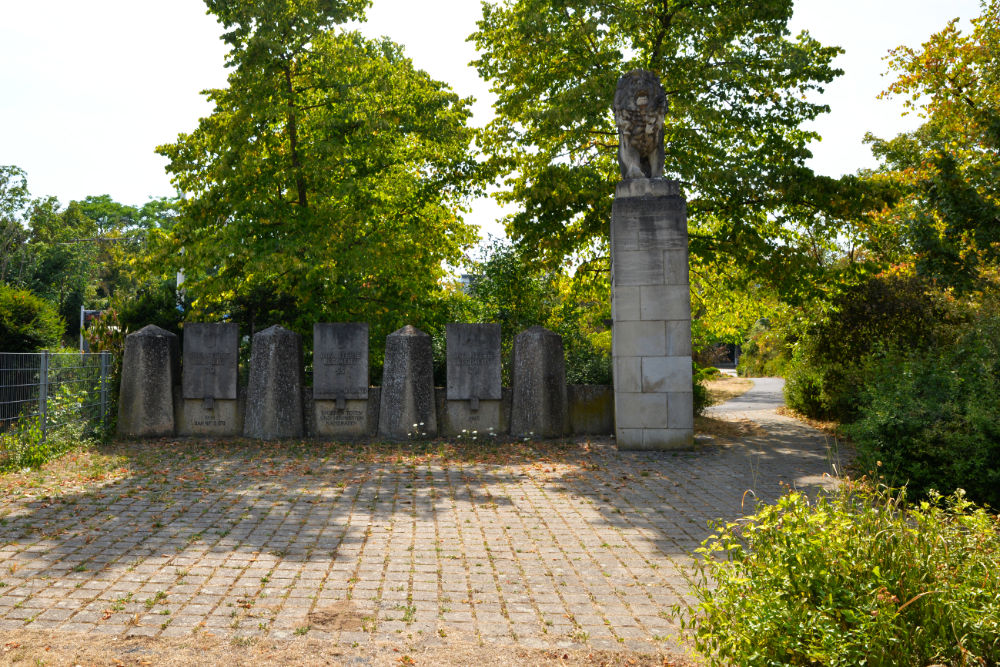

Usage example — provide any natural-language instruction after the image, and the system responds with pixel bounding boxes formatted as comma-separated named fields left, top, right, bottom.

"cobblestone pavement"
left=0, top=379, right=841, bottom=654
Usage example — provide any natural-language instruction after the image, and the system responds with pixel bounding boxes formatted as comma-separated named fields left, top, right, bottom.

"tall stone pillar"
left=611, top=179, right=693, bottom=450
left=610, top=69, right=693, bottom=451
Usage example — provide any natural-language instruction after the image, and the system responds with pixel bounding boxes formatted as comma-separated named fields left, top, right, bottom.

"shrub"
left=692, top=363, right=716, bottom=416
left=679, top=483, right=1000, bottom=666
left=783, top=350, right=859, bottom=420
left=845, top=311, right=1000, bottom=507
left=783, top=275, right=942, bottom=421
left=0, top=285, right=64, bottom=352
left=564, top=329, right=612, bottom=385
left=115, top=280, right=183, bottom=337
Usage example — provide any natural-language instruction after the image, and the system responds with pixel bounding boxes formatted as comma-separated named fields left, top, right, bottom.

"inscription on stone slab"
left=446, top=323, right=502, bottom=401
left=313, top=323, right=369, bottom=400
left=182, top=323, right=238, bottom=400
left=319, top=408, right=365, bottom=427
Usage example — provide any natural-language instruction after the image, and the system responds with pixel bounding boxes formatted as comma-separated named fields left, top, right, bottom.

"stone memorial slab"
left=378, top=325, right=437, bottom=439
left=118, top=325, right=179, bottom=438
left=182, top=323, right=239, bottom=401
left=446, top=323, right=501, bottom=403
left=313, top=323, right=369, bottom=402
left=179, top=322, right=241, bottom=436
left=510, top=326, right=567, bottom=438
left=313, top=323, right=370, bottom=437
left=243, top=325, right=304, bottom=440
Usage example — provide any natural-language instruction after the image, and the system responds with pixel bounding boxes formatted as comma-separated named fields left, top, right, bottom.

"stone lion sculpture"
left=613, top=70, right=667, bottom=180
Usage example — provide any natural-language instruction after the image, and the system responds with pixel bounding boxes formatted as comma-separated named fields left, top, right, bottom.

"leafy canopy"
left=866, top=0, right=1000, bottom=291
left=472, top=0, right=844, bottom=294
left=156, top=0, right=481, bottom=341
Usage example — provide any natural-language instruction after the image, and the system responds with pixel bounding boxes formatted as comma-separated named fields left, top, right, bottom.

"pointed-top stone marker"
left=118, top=325, right=179, bottom=438
left=243, top=325, right=304, bottom=440
left=378, top=325, right=437, bottom=439
left=511, top=326, right=567, bottom=438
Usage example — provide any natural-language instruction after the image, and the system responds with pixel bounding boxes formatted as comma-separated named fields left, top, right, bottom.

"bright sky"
left=0, top=0, right=983, bottom=238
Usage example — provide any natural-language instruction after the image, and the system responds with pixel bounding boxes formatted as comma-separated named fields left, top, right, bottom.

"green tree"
left=156, top=0, right=480, bottom=345
left=0, top=165, right=31, bottom=285
left=23, top=197, right=96, bottom=334
left=866, top=0, right=1000, bottom=291
left=463, top=239, right=612, bottom=383
left=472, top=0, right=845, bottom=292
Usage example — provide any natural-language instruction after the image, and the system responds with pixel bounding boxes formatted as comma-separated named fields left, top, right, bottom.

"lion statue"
left=613, top=70, right=667, bottom=180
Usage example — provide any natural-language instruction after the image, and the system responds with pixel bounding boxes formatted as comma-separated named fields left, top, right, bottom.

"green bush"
left=783, top=350, right=862, bottom=421
left=0, top=285, right=64, bottom=352
left=692, top=363, right=716, bottom=416
left=783, top=275, right=942, bottom=421
left=679, top=483, right=1000, bottom=666
left=845, top=312, right=1000, bottom=507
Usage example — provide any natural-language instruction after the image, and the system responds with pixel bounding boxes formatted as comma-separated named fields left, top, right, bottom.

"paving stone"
left=0, top=378, right=840, bottom=658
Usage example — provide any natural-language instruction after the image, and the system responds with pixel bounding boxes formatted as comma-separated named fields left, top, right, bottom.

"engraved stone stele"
left=614, top=70, right=668, bottom=180
left=444, top=323, right=502, bottom=435
left=378, top=325, right=437, bottom=439
left=610, top=70, right=694, bottom=450
left=118, top=325, right=179, bottom=438
left=243, top=325, right=304, bottom=440
left=179, top=322, right=241, bottom=436
left=313, top=323, right=370, bottom=438
left=510, top=326, right=567, bottom=438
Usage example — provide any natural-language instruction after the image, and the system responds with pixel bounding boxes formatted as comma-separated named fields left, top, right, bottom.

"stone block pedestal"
left=611, top=178, right=693, bottom=450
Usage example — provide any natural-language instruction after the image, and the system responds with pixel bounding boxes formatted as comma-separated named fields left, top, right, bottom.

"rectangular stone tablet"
left=182, top=322, right=239, bottom=400
left=446, top=323, right=502, bottom=401
left=313, top=323, right=369, bottom=400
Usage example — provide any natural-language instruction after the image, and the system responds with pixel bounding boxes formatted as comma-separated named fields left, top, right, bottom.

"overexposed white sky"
left=0, top=0, right=983, bottom=238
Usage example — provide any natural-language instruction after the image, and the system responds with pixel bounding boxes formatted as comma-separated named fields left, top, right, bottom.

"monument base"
left=177, top=396, right=243, bottom=437
left=314, top=399, right=370, bottom=438
left=438, top=398, right=504, bottom=437
left=611, top=178, right=694, bottom=451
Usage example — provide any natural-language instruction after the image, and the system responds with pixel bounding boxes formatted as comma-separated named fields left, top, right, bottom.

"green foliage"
left=0, top=284, right=64, bottom=352
left=679, top=483, right=1000, bottom=666
left=737, top=319, right=793, bottom=378
left=867, top=0, right=1000, bottom=291
left=690, top=254, right=791, bottom=356
left=472, top=0, right=852, bottom=296
left=692, top=363, right=714, bottom=417
left=156, top=1, right=479, bottom=351
left=0, top=384, right=94, bottom=471
left=846, top=303, right=1000, bottom=507
left=463, top=239, right=611, bottom=385
left=0, top=165, right=31, bottom=286
left=1, top=164, right=178, bottom=342
left=783, top=274, right=942, bottom=420
left=115, top=282, right=183, bottom=338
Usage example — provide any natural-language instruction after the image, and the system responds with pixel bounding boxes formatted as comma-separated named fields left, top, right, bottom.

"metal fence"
left=0, top=351, right=112, bottom=439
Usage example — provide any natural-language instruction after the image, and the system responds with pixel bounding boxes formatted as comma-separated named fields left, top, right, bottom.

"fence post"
left=100, top=351, right=109, bottom=424
left=39, top=350, right=49, bottom=440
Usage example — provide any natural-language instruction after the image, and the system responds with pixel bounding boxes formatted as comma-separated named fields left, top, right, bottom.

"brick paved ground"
left=0, top=379, right=842, bottom=655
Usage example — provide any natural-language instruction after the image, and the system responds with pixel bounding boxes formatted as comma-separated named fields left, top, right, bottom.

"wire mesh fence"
left=0, top=351, right=112, bottom=441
